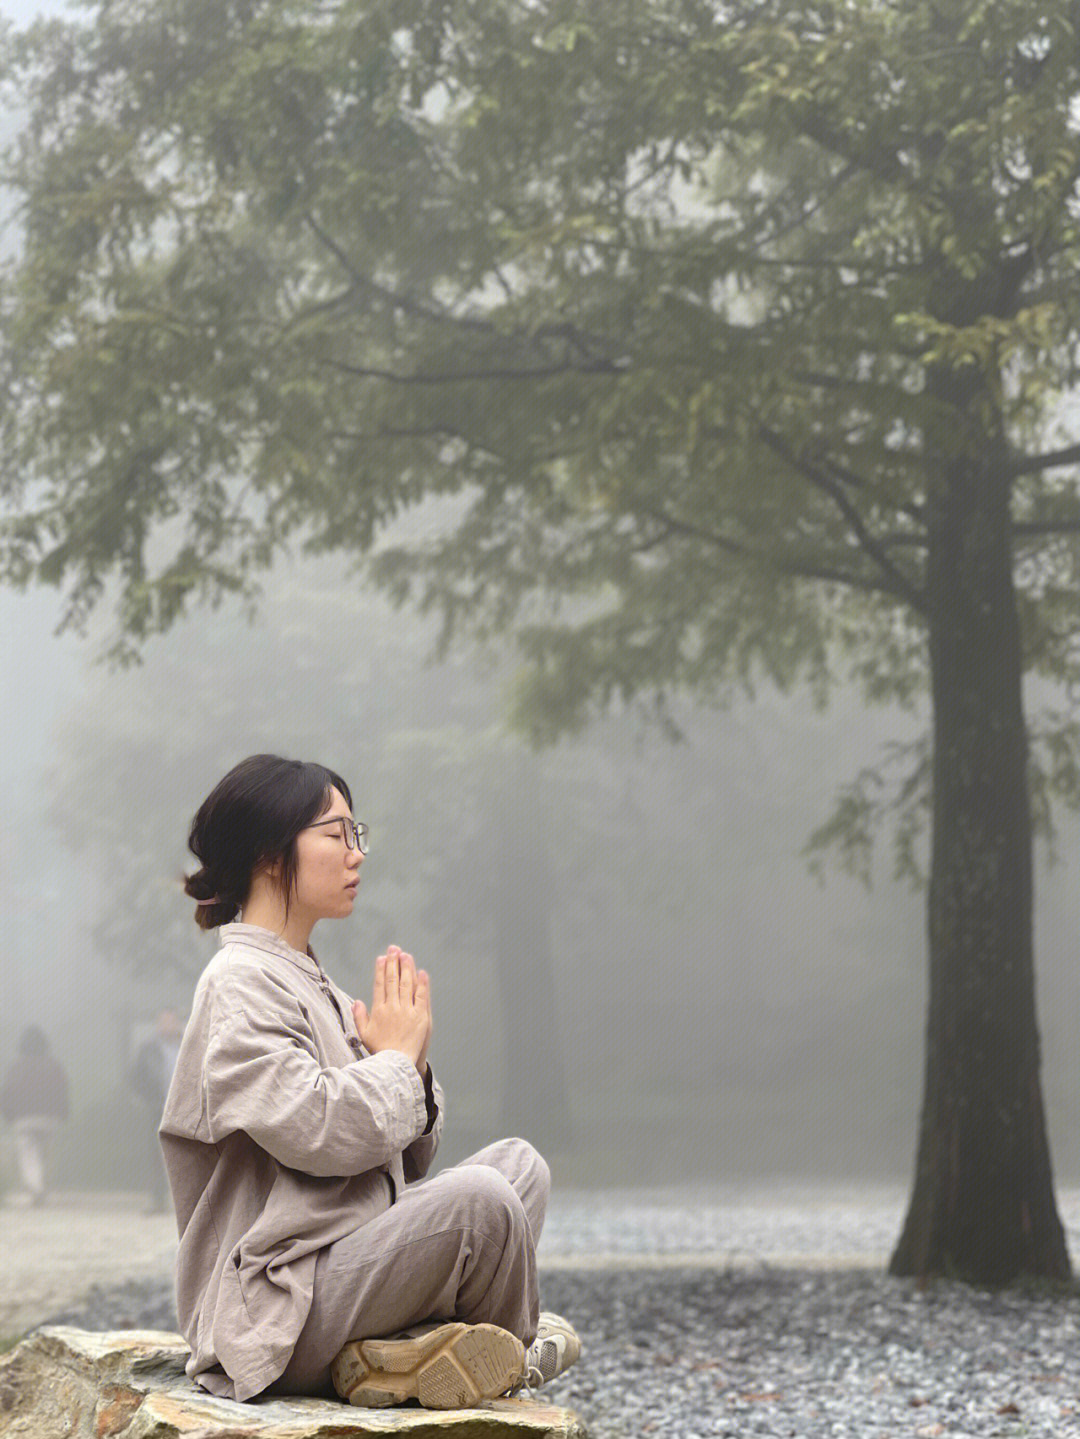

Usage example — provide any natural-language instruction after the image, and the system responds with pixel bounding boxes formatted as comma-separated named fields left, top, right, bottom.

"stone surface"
left=0, top=1328, right=589, bottom=1439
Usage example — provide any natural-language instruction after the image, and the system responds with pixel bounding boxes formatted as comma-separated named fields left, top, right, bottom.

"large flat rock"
left=0, top=1328, right=589, bottom=1438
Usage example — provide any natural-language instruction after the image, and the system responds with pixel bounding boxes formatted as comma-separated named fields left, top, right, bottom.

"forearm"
left=207, top=1042, right=429, bottom=1178
left=403, top=1065, right=444, bottom=1182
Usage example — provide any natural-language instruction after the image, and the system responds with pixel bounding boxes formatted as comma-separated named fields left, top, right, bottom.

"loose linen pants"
left=274, top=1137, right=550, bottom=1396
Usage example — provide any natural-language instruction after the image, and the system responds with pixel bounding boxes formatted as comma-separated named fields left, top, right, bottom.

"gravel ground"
left=29, top=1184, right=1080, bottom=1439
left=0, top=1194, right=177, bottom=1337
left=536, top=1181, right=927, bottom=1266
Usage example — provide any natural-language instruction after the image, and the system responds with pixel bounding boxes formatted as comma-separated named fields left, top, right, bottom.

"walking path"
left=0, top=1193, right=178, bottom=1338
left=5, top=1182, right=1080, bottom=1342
left=7, top=1185, right=1080, bottom=1439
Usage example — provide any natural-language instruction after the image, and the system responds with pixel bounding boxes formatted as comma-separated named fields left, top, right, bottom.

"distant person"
left=161, top=753, right=580, bottom=1407
left=127, top=1008, right=184, bottom=1213
left=1, top=1025, right=70, bottom=1207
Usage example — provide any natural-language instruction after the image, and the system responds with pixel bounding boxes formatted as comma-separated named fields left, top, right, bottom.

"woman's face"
left=290, top=786, right=365, bottom=921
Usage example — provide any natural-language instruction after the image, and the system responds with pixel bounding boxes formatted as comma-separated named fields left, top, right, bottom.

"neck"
left=241, top=877, right=315, bottom=953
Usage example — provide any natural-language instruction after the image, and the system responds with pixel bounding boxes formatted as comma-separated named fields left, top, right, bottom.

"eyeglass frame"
left=305, top=816, right=369, bottom=854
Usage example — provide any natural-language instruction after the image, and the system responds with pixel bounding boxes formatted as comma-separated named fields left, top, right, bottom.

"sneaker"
left=331, top=1321, right=526, bottom=1409
left=522, top=1311, right=582, bottom=1390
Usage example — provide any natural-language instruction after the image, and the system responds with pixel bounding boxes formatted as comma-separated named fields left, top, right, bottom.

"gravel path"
left=541, top=1266, right=1080, bottom=1439
left=537, top=1181, right=925, bottom=1266
left=0, top=1193, right=177, bottom=1338
left=13, top=1184, right=1080, bottom=1439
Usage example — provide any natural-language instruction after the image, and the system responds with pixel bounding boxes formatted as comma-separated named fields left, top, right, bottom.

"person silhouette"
left=1, top=1025, right=70, bottom=1206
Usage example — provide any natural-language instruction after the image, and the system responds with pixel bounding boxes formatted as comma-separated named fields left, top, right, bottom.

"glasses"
left=306, top=816, right=369, bottom=854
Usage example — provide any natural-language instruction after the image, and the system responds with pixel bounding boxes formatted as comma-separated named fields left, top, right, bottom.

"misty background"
left=3, top=560, right=1079, bottom=1196
left=1, top=0, right=1078, bottom=1220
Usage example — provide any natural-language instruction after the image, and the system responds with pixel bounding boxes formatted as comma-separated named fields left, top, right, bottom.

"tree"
left=3, top=0, right=1080, bottom=1280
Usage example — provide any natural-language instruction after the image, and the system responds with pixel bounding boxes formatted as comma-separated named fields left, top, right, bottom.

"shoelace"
left=529, top=1338, right=561, bottom=1384
left=513, top=1337, right=562, bottom=1392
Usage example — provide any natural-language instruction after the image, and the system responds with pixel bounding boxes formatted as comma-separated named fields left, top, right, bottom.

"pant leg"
left=14, top=1118, right=52, bottom=1200
left=457, top=1136, right=550, bottom=1250
left=14, top=1120, right=42, bottom=1197
left=274, top=1137, right=550, bottom=1397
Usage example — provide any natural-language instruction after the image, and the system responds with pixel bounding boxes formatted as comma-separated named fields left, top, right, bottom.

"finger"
left=385, top=951, right=400, bottom=1005
left=393, top=947, right=414, bottom=979
left=373, top=954, right=387, bottom=1009
left=399, top=952, right=417, bottom=1003
left=352, top=999, right=368, bottom=1034
left=416, top=969, right=431, bottom=1017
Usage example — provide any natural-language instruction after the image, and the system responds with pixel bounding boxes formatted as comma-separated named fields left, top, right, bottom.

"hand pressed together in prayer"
left=352, top=945, right=432, bottom=1076
left=171, top=757, right=578, bottom=1410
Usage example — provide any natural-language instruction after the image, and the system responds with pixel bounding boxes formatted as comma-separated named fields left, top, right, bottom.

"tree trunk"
left=889, top=374, right=1070, bottom=1283
left=490, top=753, right=573, bottom=1155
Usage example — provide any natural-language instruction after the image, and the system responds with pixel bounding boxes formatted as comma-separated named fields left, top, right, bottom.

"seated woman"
left=161, top=753, right=580, bottom=1407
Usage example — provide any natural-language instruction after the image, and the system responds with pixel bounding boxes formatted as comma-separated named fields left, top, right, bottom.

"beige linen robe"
left=160, top=923, right=443, bottom=1402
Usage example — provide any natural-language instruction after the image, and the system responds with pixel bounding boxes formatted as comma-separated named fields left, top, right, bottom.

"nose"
left=347, top=846, right=364, bottom=869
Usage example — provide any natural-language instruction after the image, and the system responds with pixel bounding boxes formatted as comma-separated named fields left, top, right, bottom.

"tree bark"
left=889, top=370, right=1070, bottom=1283
left=490, top=753, right=573, bottom=1155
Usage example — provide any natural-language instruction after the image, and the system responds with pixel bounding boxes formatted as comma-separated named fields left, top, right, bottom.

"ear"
left=248, top=855, right=286, bottom=905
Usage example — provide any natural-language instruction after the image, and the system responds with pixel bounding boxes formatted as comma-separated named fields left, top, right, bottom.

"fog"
left=1, top=0, right=1078, bottom=1225
left=3, top=558, right=1079, bottom=1201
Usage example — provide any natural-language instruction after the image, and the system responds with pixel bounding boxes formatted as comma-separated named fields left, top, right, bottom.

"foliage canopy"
left=3, top=0, right=1077, bottom=698
left=2, top=0, right=1080, bottom=880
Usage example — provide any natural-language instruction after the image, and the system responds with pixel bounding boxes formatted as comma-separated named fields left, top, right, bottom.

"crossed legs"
left=274, top=1137, right=550, bottom=1397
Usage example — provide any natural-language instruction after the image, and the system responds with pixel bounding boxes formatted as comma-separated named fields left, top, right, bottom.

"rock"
left=0, top=1328, right=590, bottom=1439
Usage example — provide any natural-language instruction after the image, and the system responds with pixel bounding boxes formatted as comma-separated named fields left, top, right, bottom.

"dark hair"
left=18, top=1025, right=49, bottom=1058
left=184, top=754, right=353, bottom=930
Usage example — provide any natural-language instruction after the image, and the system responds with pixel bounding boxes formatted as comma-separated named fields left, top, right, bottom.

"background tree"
left=3, top=0, right=1080, bottom=1280
left=47, top=562, right=942, bottom=1183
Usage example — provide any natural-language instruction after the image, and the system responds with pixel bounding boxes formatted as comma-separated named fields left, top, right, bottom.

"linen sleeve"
left=202, top=969, right=428, bottom=1178
left=403, top=1065, right=444, bottom=1182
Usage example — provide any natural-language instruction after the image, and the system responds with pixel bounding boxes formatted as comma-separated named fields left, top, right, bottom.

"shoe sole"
left=331, top=1322, right=525, bottom=1409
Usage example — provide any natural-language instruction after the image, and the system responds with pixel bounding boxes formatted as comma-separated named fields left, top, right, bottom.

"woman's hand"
left=393, top=946, right=433, bottom=1076
left=353, top=945, right=432, bottom=1076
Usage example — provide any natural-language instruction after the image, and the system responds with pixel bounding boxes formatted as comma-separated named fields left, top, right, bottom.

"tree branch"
left=304, top=212, right=616, bottom=362
left=319, top=356, right=625, bottom=384
left=304, top=212, right=490, bottom=333
left=777, top=558, right=925, bottom=604
left=638, top=505, right=752, bottom=558
left=638, top=505, right=922, bottom=607
left=1012, top=519, right=1080, bottom=537
left=326, top=424, right=462, bottom=443
left=793, top=110, right=909, bottom=189
left=1009, top=442, right=1080, bottom=477
left=758, top=427, right=928, bottom=613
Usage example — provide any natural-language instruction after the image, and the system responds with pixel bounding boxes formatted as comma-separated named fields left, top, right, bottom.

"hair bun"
left=183, top=870, right=238, bottom=930
left=183, top=868, right=216, bottom=903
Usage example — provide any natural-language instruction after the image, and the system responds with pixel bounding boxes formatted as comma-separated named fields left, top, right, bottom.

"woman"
left=161, top=753, right=579, bottom=1407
